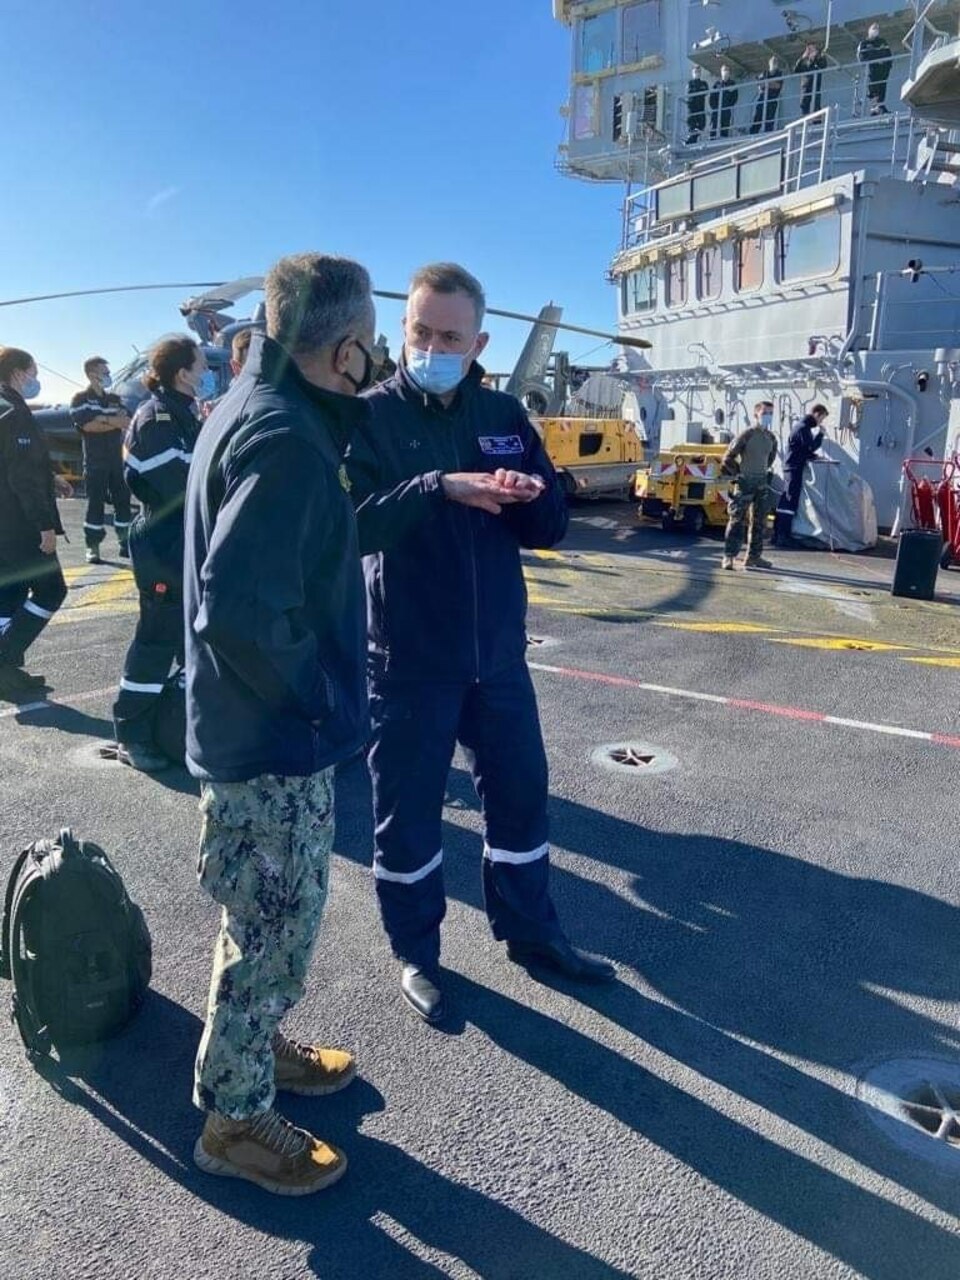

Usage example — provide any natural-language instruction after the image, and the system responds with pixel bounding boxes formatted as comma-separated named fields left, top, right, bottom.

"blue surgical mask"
left=20, top=375, right=41, bottom=400
left=195, top=369, right=217, bottom=401
left=761, top=412, right=773, bottom=427
left=100, top=372, right=112, bottom=389
left=406, top=347, right=470, bottom=396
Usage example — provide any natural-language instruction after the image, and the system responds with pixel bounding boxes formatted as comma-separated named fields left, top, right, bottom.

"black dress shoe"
left=507, top=936, right=616, bottom=983
left=400, top=965, right=445, bottom=1023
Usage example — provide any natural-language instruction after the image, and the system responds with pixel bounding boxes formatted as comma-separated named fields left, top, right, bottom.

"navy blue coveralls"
left=114, top=389, right=198, bottom=745
left=0, top=385, right=67, bottom=666
left=346, top=362, right=569, bottom=970
left=776, top=414, right=824, bottom=541
left=69, top=386, right=132, bottom=553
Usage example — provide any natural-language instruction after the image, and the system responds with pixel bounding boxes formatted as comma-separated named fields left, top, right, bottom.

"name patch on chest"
left=478, top=435, right=523, bottom=457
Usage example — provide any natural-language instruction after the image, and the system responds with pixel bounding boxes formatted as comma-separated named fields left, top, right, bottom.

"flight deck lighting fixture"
left=905, top=258, right=924, bottom=282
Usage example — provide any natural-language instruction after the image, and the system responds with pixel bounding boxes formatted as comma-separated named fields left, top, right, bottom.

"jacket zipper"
left=445, top=409, right=481, bottom=683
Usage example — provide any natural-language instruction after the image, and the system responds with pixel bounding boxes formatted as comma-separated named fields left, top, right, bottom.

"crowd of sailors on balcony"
left=684, top=23, right=893, bottom=146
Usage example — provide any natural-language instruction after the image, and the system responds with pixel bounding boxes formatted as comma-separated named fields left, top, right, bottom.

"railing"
left=620, top=106, right=838, bottom=253
left=666, top=53, right=912, bottom=154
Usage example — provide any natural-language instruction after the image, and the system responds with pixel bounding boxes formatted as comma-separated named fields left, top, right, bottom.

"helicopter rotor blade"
left=373, top=290, right=650, bottom=349
left=0, top=281, right=650, bottom=351
left=0, top=283, right=227, bottom=308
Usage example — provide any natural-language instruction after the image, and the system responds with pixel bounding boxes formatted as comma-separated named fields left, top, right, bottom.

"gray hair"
left=265, top=253, right=373, bottom=354
left=408, top=262, right=486, bottom=328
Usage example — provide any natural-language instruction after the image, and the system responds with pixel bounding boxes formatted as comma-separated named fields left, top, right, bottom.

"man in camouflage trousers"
left=183, top=253, right=377, bottom=1196
left=721, top=401, right=778, bottom=571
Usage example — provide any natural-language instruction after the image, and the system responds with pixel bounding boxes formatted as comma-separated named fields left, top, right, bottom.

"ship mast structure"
left=553, top=1, right=960, bottom=528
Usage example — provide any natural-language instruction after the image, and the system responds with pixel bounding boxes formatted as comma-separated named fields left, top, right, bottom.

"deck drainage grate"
left=858, top=1056, right=960, bottom=1168
left=591, top=741, right=678, bottom=777
left=901, top=1083, right=960, bottom=1145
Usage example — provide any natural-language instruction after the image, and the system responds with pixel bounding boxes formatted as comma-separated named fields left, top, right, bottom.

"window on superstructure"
left=696, top=245, right=722, bottom=300
left=622, top=267, right=656, bottom=315
left=735, top=234, right=764, bottom=292
left=776, top=212, right=840, bottom=283
left=573, top=85, right=599, bottom=140
left=665, top=257, right=688, bottom=307
left=622, top=2, right=661, bottom=65
left=579, top=12, right=616, bottom=73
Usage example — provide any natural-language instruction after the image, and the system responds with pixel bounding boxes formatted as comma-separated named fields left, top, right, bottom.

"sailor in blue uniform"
left=114, top=336, right=212, bottom=770
left=0, top=347, right=70, bottom=697
left=774, top=404, right=829, bottom=546
left=346, top=263, right=615, bottom=1023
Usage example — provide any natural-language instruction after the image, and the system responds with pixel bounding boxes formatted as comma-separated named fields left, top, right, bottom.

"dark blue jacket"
left=345, top=362, right=568, bottom=684
left=785, top=415, right=824, bottom=471
left=70, top=385, right=128, bottom=469
left=123, top=389, right=199, bottom=587
left=183, top=335, right=370, bottom=782
left=0, top=386, right=63, bottom=549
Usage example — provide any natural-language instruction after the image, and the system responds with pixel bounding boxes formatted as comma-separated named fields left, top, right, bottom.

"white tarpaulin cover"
left=791, top=441, right=879, bottom=551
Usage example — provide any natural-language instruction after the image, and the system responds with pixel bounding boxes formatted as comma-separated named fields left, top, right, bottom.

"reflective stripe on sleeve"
left=124, top=447, right=192, bottom=474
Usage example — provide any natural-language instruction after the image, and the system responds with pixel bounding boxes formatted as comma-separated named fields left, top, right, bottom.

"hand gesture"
left=441, top=472, right=530, bottom=515
left=492, top=469, right=545, bottom=503
left=54, top=475, right=73, bottom=499
left=39, top=529, right=57, bottom=555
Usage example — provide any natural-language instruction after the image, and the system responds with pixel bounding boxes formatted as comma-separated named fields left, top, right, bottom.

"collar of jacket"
left=246, top=332, right=371, bottom=435
left=392, top=356, right=486, bottom=413
left=155, top=387, right=199, bottom=419
left=0, top=383, right=27, bottom=410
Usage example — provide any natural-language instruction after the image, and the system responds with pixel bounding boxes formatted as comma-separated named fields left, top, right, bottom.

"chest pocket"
left=477, top=434, right=524, bottom=471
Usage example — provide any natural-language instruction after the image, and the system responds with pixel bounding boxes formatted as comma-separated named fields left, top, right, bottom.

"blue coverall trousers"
left=368, top=662, right=562, bottom=970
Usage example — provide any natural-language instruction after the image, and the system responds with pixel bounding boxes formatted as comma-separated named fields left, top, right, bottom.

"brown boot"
left=273, top=1031, right=357, bottom=1097
left=193, top=1108, right=347, bottom=1195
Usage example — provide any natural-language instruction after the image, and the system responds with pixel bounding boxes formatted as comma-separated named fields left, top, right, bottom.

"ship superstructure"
left=553, top=1, right=960, bottom=527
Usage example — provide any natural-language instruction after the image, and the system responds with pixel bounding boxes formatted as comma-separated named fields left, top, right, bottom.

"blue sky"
left=1, top=0, right=623, bottom=403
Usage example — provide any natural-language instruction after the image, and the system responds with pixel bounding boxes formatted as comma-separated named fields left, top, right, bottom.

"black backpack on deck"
left=0, top=828, right=152, bottom=1060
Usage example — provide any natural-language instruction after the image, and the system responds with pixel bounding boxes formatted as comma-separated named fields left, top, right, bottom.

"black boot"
left=0, top=662, right=48, bottom=699
left=772, top=512, right=794, bottom=548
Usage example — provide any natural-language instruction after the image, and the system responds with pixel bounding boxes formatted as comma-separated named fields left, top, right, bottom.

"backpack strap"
left=0, top=846, right=35, bottom=981
left=2, top=848, right=51, bottom=1057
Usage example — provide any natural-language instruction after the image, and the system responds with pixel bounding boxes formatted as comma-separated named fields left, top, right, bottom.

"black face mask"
left=341, top=339, right=375, bottom=395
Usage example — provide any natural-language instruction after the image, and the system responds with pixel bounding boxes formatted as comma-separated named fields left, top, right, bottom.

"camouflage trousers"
left=193, top=769, right=334, bottom=1118
left=724, top=476, right=771, bottom=559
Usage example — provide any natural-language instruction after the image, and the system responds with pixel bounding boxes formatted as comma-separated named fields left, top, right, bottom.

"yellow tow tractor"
left=634, top=443, right=731, bottom=534
left=533, top=415, right=645, bottom=500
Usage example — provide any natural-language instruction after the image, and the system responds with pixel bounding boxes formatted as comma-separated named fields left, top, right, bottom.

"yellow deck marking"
left=531, top=549, right=564, bottom=560
left=526, top=593, right=577, bottom=606
left=768, top=636, right=908, bottom=653
left=66, top=574, right=135, bottom=610
left=659, top=621, right=778, bottom=635
left=901, top=656, right=960, bottom=668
